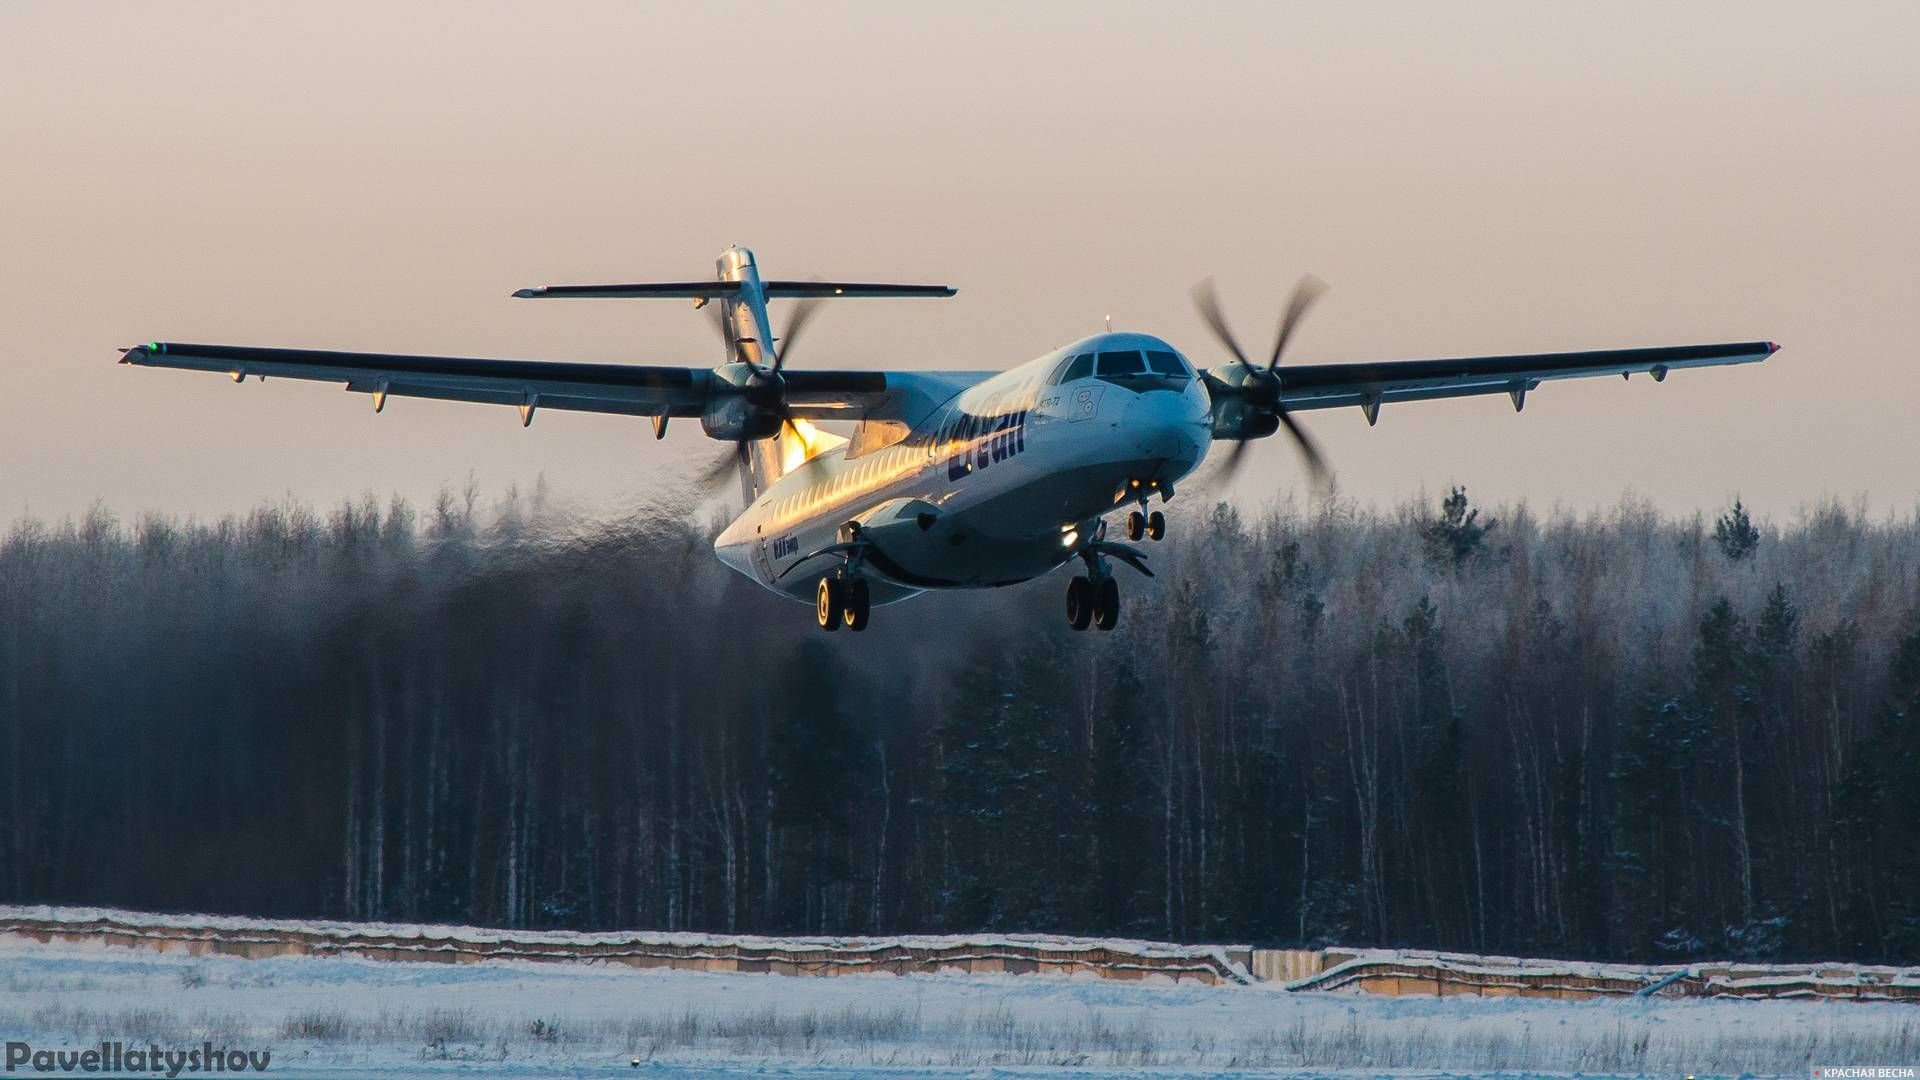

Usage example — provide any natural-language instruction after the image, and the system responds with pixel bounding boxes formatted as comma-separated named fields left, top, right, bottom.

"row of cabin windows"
left=1050, top=348, right=1190, bottom=384
left=769, top=446, right=910, bottom=523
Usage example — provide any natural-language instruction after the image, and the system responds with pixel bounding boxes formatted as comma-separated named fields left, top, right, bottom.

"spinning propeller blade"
left=1194, top=275, right=1332, bottom=488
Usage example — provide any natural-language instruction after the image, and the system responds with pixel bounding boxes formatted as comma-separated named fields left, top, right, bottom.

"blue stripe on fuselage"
left=945, top=406, right=1028, bottom=482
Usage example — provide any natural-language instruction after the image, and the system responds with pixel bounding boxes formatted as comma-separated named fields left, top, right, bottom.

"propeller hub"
left=1190, top=274, right=1332, bottom=489
left=743, top=368, right=786, bottom=410
left=1241, top=369, right=1282, bottom=410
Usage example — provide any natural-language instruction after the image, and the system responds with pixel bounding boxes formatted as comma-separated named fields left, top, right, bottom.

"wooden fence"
left=4, top=906, right=1914, bottom=1002
left=0, top=906, right=1254, bottom=985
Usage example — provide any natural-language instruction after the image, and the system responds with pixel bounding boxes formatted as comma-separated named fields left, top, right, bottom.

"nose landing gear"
left=1124, top=508, right=1167, bottom=542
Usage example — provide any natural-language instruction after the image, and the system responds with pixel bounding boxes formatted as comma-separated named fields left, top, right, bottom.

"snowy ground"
left=1, top=937, right=1914, bottom=1078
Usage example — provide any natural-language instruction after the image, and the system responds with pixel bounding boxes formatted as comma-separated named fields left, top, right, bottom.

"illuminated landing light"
left=1060, top=529, right=1080, bottom=547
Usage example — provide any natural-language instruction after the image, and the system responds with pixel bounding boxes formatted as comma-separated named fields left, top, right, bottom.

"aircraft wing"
left=1275, top=341, right=1778, bottom=418
left=119, top=342, right=985, bottom=425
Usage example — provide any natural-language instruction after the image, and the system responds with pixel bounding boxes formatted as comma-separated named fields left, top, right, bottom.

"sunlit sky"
left=3, top=2, right=1915, bottom=523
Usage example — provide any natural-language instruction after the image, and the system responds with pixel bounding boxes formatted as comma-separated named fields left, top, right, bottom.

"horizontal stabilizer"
left=513, top=280, right=956, bottom=300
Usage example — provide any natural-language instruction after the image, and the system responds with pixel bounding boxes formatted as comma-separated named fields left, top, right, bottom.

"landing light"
left=1061, top=529, right=1079, bottom=547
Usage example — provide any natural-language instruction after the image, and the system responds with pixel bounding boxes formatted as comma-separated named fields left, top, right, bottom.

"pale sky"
left=3, top=2, right=1915, bottom=523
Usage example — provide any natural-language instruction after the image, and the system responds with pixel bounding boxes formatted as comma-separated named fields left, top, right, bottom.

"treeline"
left=2, top=483, right=1918, bottom=963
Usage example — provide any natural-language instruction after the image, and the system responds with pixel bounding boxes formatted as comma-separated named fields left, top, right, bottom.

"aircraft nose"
left=1124, top=387, right=1209, bottom=470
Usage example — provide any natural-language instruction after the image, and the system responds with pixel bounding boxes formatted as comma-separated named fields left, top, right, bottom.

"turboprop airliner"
left=121, top=247, right=1777, bottom=632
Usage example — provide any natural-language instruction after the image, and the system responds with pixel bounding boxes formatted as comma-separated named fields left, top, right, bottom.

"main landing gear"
left=1064, top=533, right=1127, bottom=632
left=816, top=574, right=870, bottom=632
left=1124, top=509, right=1166, bottom=542
left=1065, top=574, right=1119, bottom=632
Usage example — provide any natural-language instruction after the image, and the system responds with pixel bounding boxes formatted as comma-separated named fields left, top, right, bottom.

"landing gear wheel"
left=1065, top=576, right=1093, bottom=631
left=843, top=578, right=871, bottom=632
left=1146, top=510, right=1165, bottom=541
left=1126, top=511, right=1146, bottom=541
left=816, top=576, right=845, bottom=631
left=1093, top=576, right=1120, bottom=631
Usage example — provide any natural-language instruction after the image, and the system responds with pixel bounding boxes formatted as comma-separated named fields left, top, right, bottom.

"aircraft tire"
left=1094, top=577, right=1120, bottom=631
left=1146, top=510, right=1165, bottom=541
left=844, top=578, right=871, bottom=632
left=816, top=576, right=844, bottom=631
left=1126, top=511, right=1146, bottom=541
left=1066, top=576, right=1093, bottom=631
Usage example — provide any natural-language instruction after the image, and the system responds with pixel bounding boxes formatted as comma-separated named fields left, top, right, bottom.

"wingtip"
left=1766, top=340, right=1781, bottom=354
left=512, top=288, right=539, bottom=299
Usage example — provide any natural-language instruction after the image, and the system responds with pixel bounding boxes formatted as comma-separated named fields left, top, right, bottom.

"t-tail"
left=514, top=246, right=955, bottom=500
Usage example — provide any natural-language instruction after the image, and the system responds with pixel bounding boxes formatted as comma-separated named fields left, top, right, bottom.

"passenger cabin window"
left=1054, top=353, right=1095, bottom=383
left=1145, top=349, right=1189, bottom=377
left=1097, top=350, right=1146, bottom=376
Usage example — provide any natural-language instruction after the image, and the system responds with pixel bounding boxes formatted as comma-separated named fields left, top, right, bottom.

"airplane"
left=121, top=246, right=1777, bottom=633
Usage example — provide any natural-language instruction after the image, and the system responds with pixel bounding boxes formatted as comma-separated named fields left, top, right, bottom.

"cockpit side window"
left=1145, top=349, right=1189, bottom=377
left=1097, top=350, right=1145, bottom=376
left=1054, top=353, right=1095, bottom=383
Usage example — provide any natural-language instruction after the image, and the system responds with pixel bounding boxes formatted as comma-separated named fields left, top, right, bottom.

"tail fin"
left=513, top=248, right=953, bottom=367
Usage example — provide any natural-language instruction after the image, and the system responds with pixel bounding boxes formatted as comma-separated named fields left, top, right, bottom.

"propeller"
left=699, top=298, right=824, bottom=497
left=1191, top=276, right=1331, bottom=488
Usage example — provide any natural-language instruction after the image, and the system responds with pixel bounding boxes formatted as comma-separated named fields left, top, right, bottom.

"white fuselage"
left=714, top=332, right=1212, bottom=606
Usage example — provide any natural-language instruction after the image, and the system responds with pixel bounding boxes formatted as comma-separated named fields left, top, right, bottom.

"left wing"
left=1276, top=340, right=1777, bottom=420
left=121, top=341, right=715, bottom=419
left=118, top=341, right=983, bottom=426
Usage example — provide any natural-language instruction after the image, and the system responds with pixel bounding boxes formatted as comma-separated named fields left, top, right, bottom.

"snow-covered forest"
left=2, top=482, right=1916, bottom=963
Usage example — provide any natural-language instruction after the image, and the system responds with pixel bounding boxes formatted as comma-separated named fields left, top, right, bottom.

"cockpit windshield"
left=1052, top=353, right=1095, bottom=383
left=1145, top=349, right=1189, bottom=376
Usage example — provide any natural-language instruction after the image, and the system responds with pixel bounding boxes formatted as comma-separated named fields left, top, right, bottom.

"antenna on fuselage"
left=1105, top=313, right=1112, bottom=333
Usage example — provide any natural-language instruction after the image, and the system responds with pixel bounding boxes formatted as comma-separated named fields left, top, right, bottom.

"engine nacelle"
left=700, top=395, right=784, bottom=441
left=1205, top=395, right=1281, bottom=441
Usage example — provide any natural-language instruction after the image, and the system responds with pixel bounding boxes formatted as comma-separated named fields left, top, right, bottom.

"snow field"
left=2, top=935, right=1916, bottom=1077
